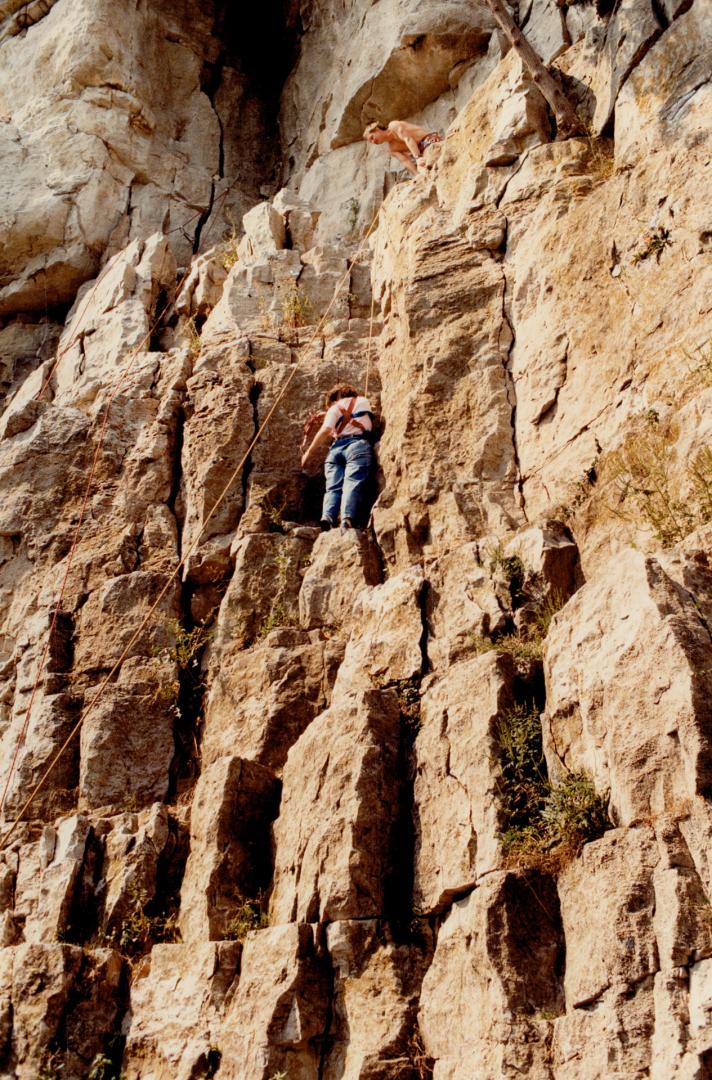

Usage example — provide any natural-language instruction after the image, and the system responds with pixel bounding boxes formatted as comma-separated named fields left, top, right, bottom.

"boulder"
left=615, top=4, right=712, bottom=165
left=424, top=542, right=508, bottom=672
left=322, top=919, right=434, bottom=1079
left=333, top=565, right=425, bottom=695
left=298, top=528, right=382, bottom=631
left=419, top=871, right=563, bottom=1079
left=552, top=829, right=660, bottom=1078
left=270, top=687, right=401, bottom=923
left=217, top=924, right=330, bottom=1080
left=201, top=629, right=343, bottom=772
left=98, top=803, right=170, bottom=937
left=79, top=657, right=179, bottom=811
left=543, top=548, right=712, bottom=826
left=0, top=944, right=123, bottom=1078
left=179, top=755, right=280, bottom=944
left=23, top=815, right=89, bottom=944
left=122, top=942, right=239, bottom=1080
left=413, top=652, right=515, bottom=911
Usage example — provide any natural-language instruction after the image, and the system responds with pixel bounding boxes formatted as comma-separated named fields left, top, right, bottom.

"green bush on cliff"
left=496, top=705, right=610, bottom=868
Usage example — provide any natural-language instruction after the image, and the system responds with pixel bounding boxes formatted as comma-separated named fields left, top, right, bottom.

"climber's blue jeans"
left=322, top=436, right=374, bottom=526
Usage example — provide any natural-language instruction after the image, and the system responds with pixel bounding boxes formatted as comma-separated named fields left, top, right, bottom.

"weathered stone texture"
left=420, top=871, right=563, bottom=1078
left=0, top=0, right=710, bottom=1075
left=543, top=547, right=712, bottom=826
left=122, top=942, right=239, bottom=1080
left=218, top=923, right=330, bottom=1080
left=179, top=755, right=280, bottom=944
left=0, top=944, right=123, bottom=1078
left=270, top=688, right=402, bottom=924
left=323, top=919, right=434, bottom=1079
left=414, top=652, right=515, bottom=912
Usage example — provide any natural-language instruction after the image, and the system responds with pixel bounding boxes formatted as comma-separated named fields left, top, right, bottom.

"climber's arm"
left=301, top=424, right=333, bottom=468
left=392, top=150, right=418, bottom=176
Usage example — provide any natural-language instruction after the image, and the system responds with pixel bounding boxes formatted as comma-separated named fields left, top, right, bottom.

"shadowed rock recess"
left=0, top=0, right=710, bottom=1075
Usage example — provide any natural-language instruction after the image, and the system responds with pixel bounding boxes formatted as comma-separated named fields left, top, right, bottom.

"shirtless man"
left=363, top=120, right=443, bottom=175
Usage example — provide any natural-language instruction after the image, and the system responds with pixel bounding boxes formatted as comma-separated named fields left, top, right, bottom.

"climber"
left=363, top=120, right=443, bottom=175
left=301, top=383, right=375, bottom=530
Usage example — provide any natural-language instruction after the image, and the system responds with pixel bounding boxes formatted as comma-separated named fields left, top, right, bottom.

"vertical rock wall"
left=0, top=0, right=710, bottom=1077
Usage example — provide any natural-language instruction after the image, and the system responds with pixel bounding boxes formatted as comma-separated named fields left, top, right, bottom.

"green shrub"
left=256, top=551, right=299, bottom=639
left=88, top=1053, right=123, bottom=1080
left=540, top=772, right=611, bottom=849
left=37, top=1052, right=64, bottom=1080
left=496, top=706, right=610, bottom=868
left=473, top=632, right=544, bottom=664
left=607, top=430, right=712, bottom=546
left=185, top=316, right=201, bottom=358
left=279, top=283, right=314, bottom=330
left=167, top=620, right=212, bottom=672
left=487, top=545, right=526, bottom=603
left=225, top=896, right=269, bottom=941
left=496, top=705, right=548, bottom=830
left=393, top=676, right=421, bottom=734
left=112, top=881, right=179, bottom=958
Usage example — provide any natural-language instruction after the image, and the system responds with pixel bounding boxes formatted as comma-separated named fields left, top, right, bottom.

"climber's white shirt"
left=323, top=395, right=373, bottom=438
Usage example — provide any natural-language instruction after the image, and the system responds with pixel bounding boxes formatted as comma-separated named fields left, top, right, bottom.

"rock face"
left=0, top=0, right=710, bottom=1077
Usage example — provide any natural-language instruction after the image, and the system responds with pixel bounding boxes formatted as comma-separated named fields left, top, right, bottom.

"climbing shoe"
left=320, top=518, right=333, bottom=531
left=341, top=518, right=353, bottom=529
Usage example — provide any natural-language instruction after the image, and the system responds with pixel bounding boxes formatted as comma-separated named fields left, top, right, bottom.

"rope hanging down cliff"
left=0, top=182, right=243, bottom=823
left=0, top=205, right=383, bottom=850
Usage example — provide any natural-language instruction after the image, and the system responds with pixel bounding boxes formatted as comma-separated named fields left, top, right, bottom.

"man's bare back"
left=363, top=120, right=443, bottom=175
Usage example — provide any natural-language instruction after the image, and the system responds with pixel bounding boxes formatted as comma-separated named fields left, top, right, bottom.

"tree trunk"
left=484, top=0, right=583, bottom=138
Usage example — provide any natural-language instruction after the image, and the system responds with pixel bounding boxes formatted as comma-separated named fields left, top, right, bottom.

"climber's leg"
left=340, top=439, right=374, bottom=526
left=322, top=446, right=346, bottom=526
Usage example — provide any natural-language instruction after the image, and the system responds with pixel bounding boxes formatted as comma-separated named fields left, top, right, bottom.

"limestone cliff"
left=0, top=0, right=710, bottom=1077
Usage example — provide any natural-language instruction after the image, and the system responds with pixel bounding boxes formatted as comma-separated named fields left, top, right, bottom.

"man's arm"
left=392, top=150, right=418, bottom=176
left=301, top=424, right=334, bottom=468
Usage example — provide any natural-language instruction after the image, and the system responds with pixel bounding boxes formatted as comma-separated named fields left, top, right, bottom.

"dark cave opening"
left=203, top=0, right=301, bottom=188
left=213, top=0, right=301, bottom=101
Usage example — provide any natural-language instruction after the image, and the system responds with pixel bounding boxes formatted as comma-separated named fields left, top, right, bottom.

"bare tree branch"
left=484, top=0, right=583, bottom=138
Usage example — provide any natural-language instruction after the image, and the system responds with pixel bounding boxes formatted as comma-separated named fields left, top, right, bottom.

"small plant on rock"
left=37, top=1051, right=64, bottom=1080
left=631, top=226, right=671, bottom=265
left=88, top=1053, right=122, bottom=1080
left=471, top=632, right=544, bottom=664
left=265, top=498, right=287, bottom=533
left=185, top=316, right=202, bottom=358
left=344, top=196, right=360, bottom=236
left=605, top=428, right=712, bottom=546
left=225, top=895, right=269, bottom=941
left=256, top=550, right=299, bottom=639
left=530, top=588, right=567, bottom=640
left=487, top=545, right=526, bottom=604
left=496, top=704, right=549, bottom=833
left=496, top=704, right=610, bottom=869
left=394, top=676, right=421, bottom=735
left=167, top=619, right=212, bottom=672
left=220, top=215, right=240, bottom=271
left=540, top=772, right=611, bottom=851
left=279, top=282, right=313, bottom=331
left=114, top=880, right=179, bottom=958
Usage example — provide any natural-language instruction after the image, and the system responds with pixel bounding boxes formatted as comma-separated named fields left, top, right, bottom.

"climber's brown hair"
left=363, top=121, right=387, bottom=137
left=325, top=383, right=359, bottom=407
